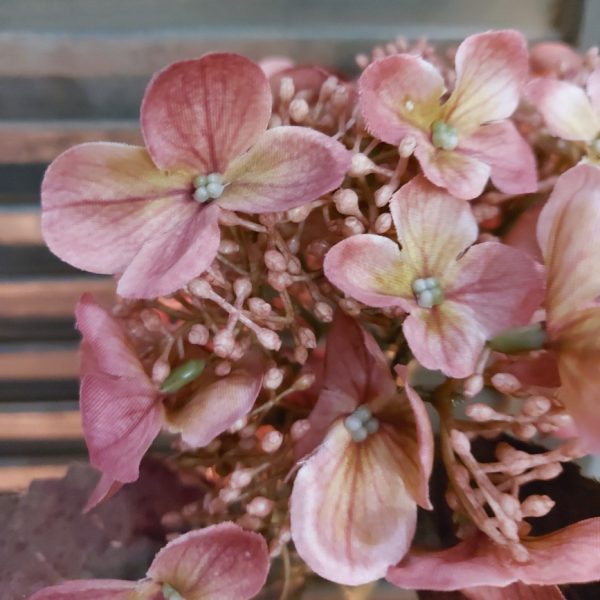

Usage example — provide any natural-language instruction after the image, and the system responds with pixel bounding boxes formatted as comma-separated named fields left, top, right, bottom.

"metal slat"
left=0, top=344, right=79, bottom=379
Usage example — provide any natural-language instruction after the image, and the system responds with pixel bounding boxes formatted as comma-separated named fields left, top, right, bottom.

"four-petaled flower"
left=324, top=176, right=544, bottom=378
left=359, top=30, right=537, bottom=199
left=42, top=53, right=351, bottom=298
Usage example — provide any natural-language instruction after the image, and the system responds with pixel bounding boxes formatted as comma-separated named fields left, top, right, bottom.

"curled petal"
left=359, top=54, right=445, bottom=143
left=390, top=176, right=478, bottom=275
left=324, top=234, right=415, bottom=309
left=444, top=30, right=528, bottom=134
left=460, top=120, right=537, bottom=194
left=147, top=523, right=269, bottom=600
left=220, top=127, right=350, bottom=213
left=141, top=53, right=272, bottom=172
left=28, top=580, right=154, bottom=600
left=84, top=472, right=123, bottom=513
left=587, top=68, right=600, bottom=114
left=291, top=422, right=417, bottom=585
left=525, top=78, right=599, bottom=141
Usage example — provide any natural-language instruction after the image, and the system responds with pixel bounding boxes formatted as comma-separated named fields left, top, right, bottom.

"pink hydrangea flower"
left=359, top=30, right=537, bottom=199
left=386, top=518, right=600, bottom=591
left=42, top=53, right=351, bottom=299
left=324, top=176, right=544, bottom=378
left=526, top=69, right=600, bottom=158
left=76, top=294, right=263, bottom=505
left=536, top=164, right=600, bottom=452
left=290, top=312, right=433, bottom=585
left=29, top=522, right=270, bottom=600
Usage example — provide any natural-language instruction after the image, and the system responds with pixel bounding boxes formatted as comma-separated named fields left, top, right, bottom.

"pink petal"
left=219, top=126, right=350, bottom=213
left=414, top=145, right=491, bottom=200
left=525, top=78, right=599, bottom=141
left=503, top=203, right=544, bottom=262
left=460, top=120, right=537, bottom=194
left=324, top=234, right=415, bottom=309
left=269, top=65, right=330, bottom=104
left=259, top=56, right=295, bottom=77
left=587, top=68, right=600, bottom=114
left=41, top=143, right=195, bottom=283
left=403, top=300, right=487, bottom=378
left=359, top=54, right=445, bottom=144
left=390, top=176, right=478, bottom=276
left=463, top=583, right=566, bottom=600
left=444, top=30, right=528, bottom=134
left=291, top=422, right=417, bottom=585
left=28, top=580, right=150, bottom=600
left=529, top=42, right=583, bottom=77
left=446, top=242, right=545, bottom=336
left=147, top=523, right=269, bottom=600
left=141, top=53, right=272, bottom=172
left=117, top=202, right=220, bottom=298
left=164, top=359, right=263, bottom=447
left=84, top=472, right=123, bottom=513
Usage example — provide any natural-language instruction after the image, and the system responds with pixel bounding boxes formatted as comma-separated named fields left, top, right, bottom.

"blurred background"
left=0, top=0, right=597, bottom=499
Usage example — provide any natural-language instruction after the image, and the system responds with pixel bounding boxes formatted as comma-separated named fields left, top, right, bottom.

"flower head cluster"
left=31, top=33, right=600, bottom=600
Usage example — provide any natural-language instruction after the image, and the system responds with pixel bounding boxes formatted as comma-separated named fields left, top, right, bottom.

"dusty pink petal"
left=530, top=42, right=583, bottom=77
left=444, top=30, right=528, bottom=134
left=269, top=65, right=330, bottom=104
left=525, top=78, right=599, bottom=141
left=390, top=176, right=478, bottom=275
left=403, top=300, right=487, bottom=378
left=219, top=126, right=350, bottom=213
left=28, top=580, right=151, bottom=600
left=84, top=472, right=124, bottom=513
left=117, top=202, right=220, bottom=298
left=141, top=53, right=271, bottom=172
left=164, top=361, right=263, bottom=448
left=259, top=56, right=295, bottom=77
left=147, top=523, right=269, bottom=600
left=291, top=422, right=417, bottom=586
left=460, top=120, right=537, bottom=194
left=587, top=68, right=600, bottom=113
left=446, top=242, right=545, bottom=336
left=414, top=145, right=491, bottom=200
left=359, top=54, right=445, bottom=144
left=324, top=234, right=415, bottom=309
left=503, top=203, right=544, bottom=262
left=463, top=583, right=566, bottom=600
left=41, top=143, right=195, bottom=280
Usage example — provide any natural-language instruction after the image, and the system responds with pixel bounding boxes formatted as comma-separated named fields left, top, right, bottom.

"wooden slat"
left=0, top=208, right=41, bottom=244
left=0, top=345, right=78, bottom=379
left=0, top=278, right=114, bottom=318
left=0, top=411, right=82, bottom=440
left=0, top=120, right=140, bottom=164
left=0, top=464, right=69, bottom=491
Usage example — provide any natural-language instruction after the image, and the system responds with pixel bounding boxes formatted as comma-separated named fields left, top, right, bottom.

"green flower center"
left=344, top=404, right=380, bottom=442
left=412, top=276, right=444, bottom=308
left=193, top=172, right=224, bottom=203
left=431, top=120, right=459, bottom=151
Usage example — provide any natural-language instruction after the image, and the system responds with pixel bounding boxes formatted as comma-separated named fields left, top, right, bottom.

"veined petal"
left=390, top=176, right=478, bottom=276
left=117, top=203, right=220, bottom=298
left=141, top=53, right=272, bottom=172
left=444, top=30, right=528, bottom=134
left=414, top=145, right=491, bottom=200
left=587, top=68, right=600, bottom=114
left=28, top=580, right=152, bottom=600
left=291, top=422, right=417, bottom=585
left=403, top=300, right=487, bottom=378
left=537, top=164, right=600, bottom=322
left=359, top=54, right=445, bottom=143
left=80, top=373, right=162, bottom=483
left=463, top=583, right=566, bottom=600
left=219, top=127, right=350, bottom=213
left=460, top=120, right=538, bottom=194
left=446, top=242, right=545, bottom=336
left=147, top=523, right=269, bottom=600
left=324, top=234, right=415, bottom=309
left=41, top=143, right=193, bottom=278
left=165, top=360, right=263, bottom=448
left=525, top=78, right=599, bottom=141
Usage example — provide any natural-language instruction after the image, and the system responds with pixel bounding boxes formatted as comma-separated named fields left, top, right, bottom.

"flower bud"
left=257, top=328, right=282, bottom=351
left=218, top=239, right=240, bottom=254
left=188, top=278, right=212, bottom=298
left=234, top=277, right=252, bottom=300
left=291, top=419, right=311, bottom=441
left=299, top=327, right=317, bottom=349
left=463, top=374, right=484, bottom=398
left=268, top=271, right=293, bottom=291
left=214, top=330, right=235, bottom=357
left=160, top=359, right=205, bottom=393
left=289, top=98, right=309, bottom=122
left=522, top=395, right=551, bottom=417
left=339, top=297, right=361, bottom=316
left=374, top=184, right=394, bottom=207
left=188, top=324, right=209, bottom=346
left=333, top=188, right=361, bottom=217
left=374, top=212, right=392, bottom=233
left=450, top=429, right=471, bottom=455
left=248, top=297, right=272, bottom=318
left=261, top=430, right=284, bottom=453
left=491, top=372, right=521, bottom=394
left=264, top=367, right=285, bottom=390
left=247, top=496, right=274, bottom=517
left=215, top=360, right=232, bottom=376
left=344, top=216, right=365, bottom=235
left=315, top=301, right=334, bottom=322
left=287, top=204, right=313, bottom=223
left=294, top=373, right=316, bottom=391
left=349, top=153, right=376, bottom=176
left=230, top=468, right=253, bottom=489
left=521, top=494, right=555, bottom=517
left=398, top=136, right=417, bottom=157
left=279, top=76, right=295, bottom=103
left=265, top=249, right=287, bottom=272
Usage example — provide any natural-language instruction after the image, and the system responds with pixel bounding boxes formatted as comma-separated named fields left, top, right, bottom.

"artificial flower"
left=42, top=53, right=351, bottom=298
left=290, top=312, right=433, bottom=585
left=324, top=176, right=544, bottom=378
left=359, top=30, right=537, bottom=199
left=29, top=522, right=270, bottom=600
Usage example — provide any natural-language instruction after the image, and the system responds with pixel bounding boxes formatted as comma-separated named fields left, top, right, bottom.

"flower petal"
left=165, top=359, right=263, bottom=448
left=459, top=120, right=538, bottom=194
left=83, top=472, right=123, bottom=513
left=446, top=242, right=545, bottom=336
left=291, top=422, right=417, bottom=585
left=359, top=54, right=445, bottom=144
left=141, top=53, right=271, bottom=172
left=414, top=145, right=491, bottom=200
left=587, top=68, right=600, bottom=114
left=444, top=30, right=528, bottom=134
left=463, top=583, right=566, bottom=600
left=219, top=126, right=350, bottom=213
left=41, top=143, right=194, bottom=279
left=324, top=234, right=415, bottom=309
left=529, top=42, right=583, bottom=78
left=146, top=523, right=269, bottom=600
left=390, top=176, right=478, bottom=276
left=117, top=202, right=220, bottom=298
left=525, top=78, right=599, bottom=141
left=28, top=580, right=153, bottom=600
left=403, top=300, right=487, bottom=378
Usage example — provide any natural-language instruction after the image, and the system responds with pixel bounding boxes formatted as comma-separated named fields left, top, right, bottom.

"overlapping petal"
left=141, top=53, right=272, bottom=173
left=529, top=42, right=583, bottom=77
left=291, top=422, right=417, bottom=585
left=587, top=68, right=600, bottom=113
left=463, top=583, right=566, bottom=600
left=28, top=580, right=152, bottom=600
left=220, top=126, right=351, bottom=213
